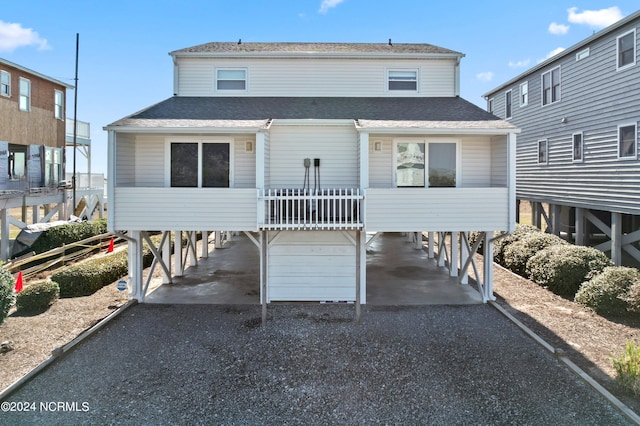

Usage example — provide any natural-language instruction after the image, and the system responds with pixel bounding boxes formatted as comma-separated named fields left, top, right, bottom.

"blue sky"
left=1, top=1, right=638, bottom=176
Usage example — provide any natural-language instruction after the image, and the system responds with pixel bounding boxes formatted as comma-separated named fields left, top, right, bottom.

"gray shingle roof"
left=170, top=41, right=462, bottom=56
left=119, top=96, right=500, bottom=122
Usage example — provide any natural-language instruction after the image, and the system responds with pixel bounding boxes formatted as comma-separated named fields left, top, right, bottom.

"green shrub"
left=503, top=233, right=568, bottom=277
left=494, top=224, right=543, bottom=266
left=19, top=218, right=108, bottom=256
left=15, top=279, right=59, bottom=313
left=613, top=341, right=640, bottom=396
left=527, top=245, right=611, bottom=297
left=575, top=267, right=640, bottom=316
left=52, top=251, right=129, bottom=297
left=50, top=235, right=158, bottom=298
left=0, top=266, right=14, bottom=325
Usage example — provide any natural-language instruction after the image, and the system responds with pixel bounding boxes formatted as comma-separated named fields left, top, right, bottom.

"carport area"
left=144, top=232, right=483, bottom=305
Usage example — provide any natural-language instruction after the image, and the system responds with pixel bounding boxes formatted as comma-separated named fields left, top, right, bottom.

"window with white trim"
left=216, top=69, right=247, bottom=91
left=0, top=70, right=10, bottom=97
left=54, top=90, right=64, bottom=120
left=572, top=132, right=583, bottom=162
left=538, top=139, right=548, bottom=164
left=520, top=81, right=528, bottom=106
left=388, top=70, right=418, bottom=91
left=170, top=141, right=231, bottom=187
left=618, top=123, right=637, bottom=159
left=505, top=90, right=512, bottom=118
left=617, top=29, right=636, bottom=70
left=541, top=67, right=560, bottom=106
left=395, top=140, right=457, bottom=187
left=19, top=77, right=30, bottom=111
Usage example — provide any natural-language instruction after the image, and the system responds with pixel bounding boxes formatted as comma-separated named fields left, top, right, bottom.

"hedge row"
left=16, top=218, right=108, bottom=257
left=485, top=223, right=640, bottom=317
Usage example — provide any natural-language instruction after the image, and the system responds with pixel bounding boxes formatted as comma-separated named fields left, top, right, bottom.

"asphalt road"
left=0, top=303, right=633, bottom=425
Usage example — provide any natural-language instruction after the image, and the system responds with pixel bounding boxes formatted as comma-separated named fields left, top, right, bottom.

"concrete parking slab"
left=144, top=233, right=482, bottom=305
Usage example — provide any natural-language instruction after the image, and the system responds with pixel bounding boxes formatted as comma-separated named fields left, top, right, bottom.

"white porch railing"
left=261, top=188, right=363, bottom=230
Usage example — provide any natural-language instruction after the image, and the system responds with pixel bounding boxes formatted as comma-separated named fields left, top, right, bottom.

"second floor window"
left=54, top=90, right=64, bottom=120
left=505, top=90, right=512, bottom=118
left=0, top=70, right=10, bottom=97
left=216, top=69, right=246, bottom=91
left=520, top=82, right=528, bottom=106
left=388, top=70, right=417, bottom=91
left=572, top=132, right=583, bottom=162
left=619, top=124, right=637, bottom=159
left=542, top=67, right=560, bottom=106
left=538, top=139, right=548, bottom=164
left=19, top=78, right=30, bottom=111
left=617, top=30, right=636, bottom=70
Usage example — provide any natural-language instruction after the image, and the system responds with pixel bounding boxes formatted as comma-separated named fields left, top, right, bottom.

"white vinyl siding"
left=268, top=124, right=358, bottom=188
left=267, top=231, right=355, bottom=302
left=113, top=187, right=258, bottom=231
left=365, top=188, right=509, bottom=232
left=368, top=139, right=393, bottom=188
left=115, top=134, right=135, bottom=186
left=134, top=136, right=165, bottom=187
left=176, top=57, right=456, bottom=97
left=234, top=139, right=256, bottom=188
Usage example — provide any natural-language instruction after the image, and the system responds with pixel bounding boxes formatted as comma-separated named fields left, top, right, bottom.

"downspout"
left=454, top=56, right=461, bottom=97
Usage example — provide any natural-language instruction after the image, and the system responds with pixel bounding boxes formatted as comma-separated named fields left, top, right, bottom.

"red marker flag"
left=106, top=237, right=114, bottom=253
left=14, top=271, right=23, bottom=293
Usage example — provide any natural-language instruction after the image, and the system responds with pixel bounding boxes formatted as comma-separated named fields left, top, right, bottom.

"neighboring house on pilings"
left=484, top=9, right=640, bottom=266
left=105, top=41, right=517, bottom=316
left=0, top=58, right=71, bottom=260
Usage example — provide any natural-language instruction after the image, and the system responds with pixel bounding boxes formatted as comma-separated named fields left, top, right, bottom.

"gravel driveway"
left=1, top=303, right=632, bottom=425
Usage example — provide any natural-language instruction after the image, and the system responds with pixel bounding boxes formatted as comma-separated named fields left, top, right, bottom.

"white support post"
left=201, top=231, right=209, bottom=258
left=162, top=231, right=172, bottom=284
left=174, top=230, right=183, bottom=277
left=437, top=232, right=446, bottom=267
left=428, top=231, right=435, bottom=259
left=551, top=204, right=561, bottom=236
left=359, top=230, right=367, bottom=305
left=414, top=232, right=422, bottom=249
left=355, top=230, right=361, bottom=325
left=128, top=231, right=143, bottom=301
left=612, top=212, right=622, bottom=266
left=189, top=231, right=197, bottom=267
left=261, top=231, right=268, bottom=325
left=483, top=231, right=495, bottom=302
left=32, top=205, right=40, bottom=223
left=460, top=232, right=469, bottom=284
left=0, top=208, right=9, bottom=261
left=450, top=231, right=459, bottom=277
left=215, top=231, right=223, bottom=249
left=575, top=208, right=585, bottom=246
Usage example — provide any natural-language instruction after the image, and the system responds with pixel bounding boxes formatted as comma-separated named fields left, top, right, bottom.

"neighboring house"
left=0, top=58, right=81, bottom=261
left=105, top=41, right=517, bottom=311
left=484, top=10, right=640, bottom=266
left=0, top=58, right=71, bottom=191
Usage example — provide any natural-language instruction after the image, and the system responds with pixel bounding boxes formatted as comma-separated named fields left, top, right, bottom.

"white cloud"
left=476, top=72, right=494, bottom=82
left=548, top=22, right=570, bottom=35
left=567, top=6, right=623, bottom=29
left=538, top=47, right=566, bottom=63
left=318, top=0, right=345, bottom=14
left=508, top=59, right=531, bottom=68
left=0, top=20, right=50, bottom=52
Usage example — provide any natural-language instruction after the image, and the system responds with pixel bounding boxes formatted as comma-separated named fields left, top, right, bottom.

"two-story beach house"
left=484, top=10, right=640, bottom=266
left=105, top=41, right=517, bottom=312
left=0, top=58, right=77, bottom=260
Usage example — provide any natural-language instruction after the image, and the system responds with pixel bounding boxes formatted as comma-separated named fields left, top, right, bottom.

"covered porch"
left=142, top=232, right=485, bottom=306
